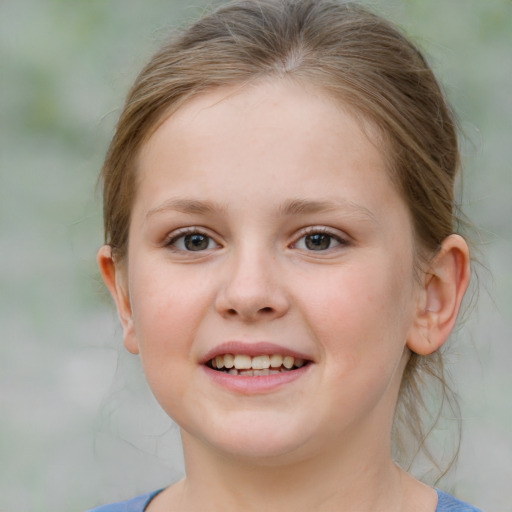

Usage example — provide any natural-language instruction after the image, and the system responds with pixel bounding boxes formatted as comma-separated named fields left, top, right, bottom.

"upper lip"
left=200, top=341, right=314, bottom=365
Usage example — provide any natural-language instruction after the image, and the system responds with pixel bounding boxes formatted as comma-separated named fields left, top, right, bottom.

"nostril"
left=225, top=307, right=274, bottom=317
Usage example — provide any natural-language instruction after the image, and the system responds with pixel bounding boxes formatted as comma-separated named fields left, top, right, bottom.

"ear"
left=407, top=234, right=471, bottom=356
left=97, top=245, right=139, bottom=354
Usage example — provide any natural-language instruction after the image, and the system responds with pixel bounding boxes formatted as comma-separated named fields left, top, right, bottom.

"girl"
left=91, top=0, right=482, bottom=510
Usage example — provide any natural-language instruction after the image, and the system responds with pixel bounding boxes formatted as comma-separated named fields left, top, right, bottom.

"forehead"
left=135, top=79, right=398, bottom=215
left=139, top=79, right=386, bottom=173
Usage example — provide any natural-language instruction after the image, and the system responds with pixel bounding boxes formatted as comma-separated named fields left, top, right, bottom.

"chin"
left=183, top=411, right=318, bottom=463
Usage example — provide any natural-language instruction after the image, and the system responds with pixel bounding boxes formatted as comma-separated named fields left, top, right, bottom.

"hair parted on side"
left=100, top=0, right=465, bottom=479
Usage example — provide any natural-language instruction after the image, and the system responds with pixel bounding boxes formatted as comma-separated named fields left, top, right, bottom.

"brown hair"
left=100, top=0, right=464, bottom=478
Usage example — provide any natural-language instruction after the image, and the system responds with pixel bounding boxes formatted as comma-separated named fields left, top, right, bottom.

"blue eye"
left=295, top=230, right=344, bottom=251
left=169, top=232, right=218, bottom=251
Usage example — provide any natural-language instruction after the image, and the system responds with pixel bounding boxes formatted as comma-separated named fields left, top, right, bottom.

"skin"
left=98, top=79, right=470, bottom=512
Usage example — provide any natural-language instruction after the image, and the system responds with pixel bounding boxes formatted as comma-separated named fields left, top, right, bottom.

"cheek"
left=298, top=258, right=415, bottom=368
left=126, top=265, right=210, bottom=419
left=127, top=261, right=211, bottom=361
left=300, top=265, right=415, bottom=424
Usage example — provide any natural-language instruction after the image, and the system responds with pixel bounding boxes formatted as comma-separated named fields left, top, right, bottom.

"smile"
left=208, top=354, right=309, bottom=376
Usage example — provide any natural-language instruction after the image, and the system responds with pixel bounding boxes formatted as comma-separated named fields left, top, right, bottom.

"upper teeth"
left=212, top=354, right=305, bottom=370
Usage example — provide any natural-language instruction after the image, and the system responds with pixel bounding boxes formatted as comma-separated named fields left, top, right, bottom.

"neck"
left=176, top=428, right=404, bottom=512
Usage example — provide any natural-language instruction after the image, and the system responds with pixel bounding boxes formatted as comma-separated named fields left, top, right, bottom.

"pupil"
left=185, top=234, right=209, bottom=251
left=305, top=233, right=330, bottom=250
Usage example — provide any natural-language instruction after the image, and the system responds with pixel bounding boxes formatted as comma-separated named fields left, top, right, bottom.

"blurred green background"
left=1, top=1, right=511, bottom=511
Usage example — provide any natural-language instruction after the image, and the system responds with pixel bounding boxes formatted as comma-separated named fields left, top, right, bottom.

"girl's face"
left=111, top=80, right=424, bottom=461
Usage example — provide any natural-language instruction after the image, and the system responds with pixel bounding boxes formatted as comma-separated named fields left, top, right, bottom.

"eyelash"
left=292, top=227, right=349, bottom=252
left=165, top=226, right=349, bottom=254
left=165, top=228, right=220, bottom=252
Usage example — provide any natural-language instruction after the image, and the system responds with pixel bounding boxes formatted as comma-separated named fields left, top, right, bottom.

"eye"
left=294, top=229, right=346, bottom=251
left=167, top=230, right=219, bottom=252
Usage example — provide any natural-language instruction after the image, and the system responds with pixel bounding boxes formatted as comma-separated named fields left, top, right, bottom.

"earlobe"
left=97, top=245, right=139, bottom=354
left=407, top=234, right=471, bottom=356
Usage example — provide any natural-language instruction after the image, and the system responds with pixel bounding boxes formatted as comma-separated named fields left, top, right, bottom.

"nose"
left=214, top=249, right=289, bottom=322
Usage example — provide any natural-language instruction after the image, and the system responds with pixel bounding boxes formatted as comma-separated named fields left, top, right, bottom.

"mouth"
left=207, top=353, right=310, bottom=376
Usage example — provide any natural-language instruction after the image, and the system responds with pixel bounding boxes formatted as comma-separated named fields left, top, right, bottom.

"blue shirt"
left=86, top=488, right=483, bottom=511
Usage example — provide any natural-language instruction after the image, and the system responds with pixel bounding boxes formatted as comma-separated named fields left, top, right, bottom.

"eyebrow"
left=146, top=198, right=227, bottom=218
left=279, top=198, right=378, bottom=223
left=145, top=197, right=377, bottom=223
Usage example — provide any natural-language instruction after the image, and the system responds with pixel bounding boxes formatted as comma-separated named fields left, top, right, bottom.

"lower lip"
left=202, top=364, right=311, bottom=394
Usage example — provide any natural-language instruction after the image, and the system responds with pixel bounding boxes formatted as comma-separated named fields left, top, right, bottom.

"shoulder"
left=85, top=489, right=163, bottom=512
left=436, top=489, right=484, bottom=512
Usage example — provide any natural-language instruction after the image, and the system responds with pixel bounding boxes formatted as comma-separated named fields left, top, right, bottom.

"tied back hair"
left=100, top=0, right=468, bottom=480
